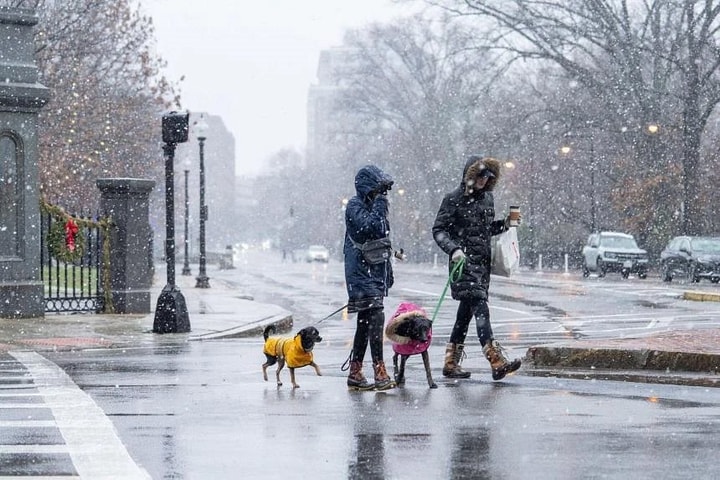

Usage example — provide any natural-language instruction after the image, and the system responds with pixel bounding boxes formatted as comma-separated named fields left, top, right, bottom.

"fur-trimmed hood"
left=462, top=155, right=500, bottom=195
left=385, top=302, right=432, bottom=355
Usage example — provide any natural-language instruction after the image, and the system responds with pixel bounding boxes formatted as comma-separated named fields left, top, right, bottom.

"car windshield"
left=690, top=238, right=720, bottom=253
left=601, top=236, right=638, bottom=249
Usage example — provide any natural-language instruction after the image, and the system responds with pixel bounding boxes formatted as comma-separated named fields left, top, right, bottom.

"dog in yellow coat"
left=262, top=325, right=322, bottom=388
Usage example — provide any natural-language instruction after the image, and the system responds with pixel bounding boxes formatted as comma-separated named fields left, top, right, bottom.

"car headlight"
left=604, top=252, right=617, bottom=259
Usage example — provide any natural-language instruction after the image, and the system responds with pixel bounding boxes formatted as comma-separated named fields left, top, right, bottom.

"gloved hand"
left=451, top=248, right=465, bottom=263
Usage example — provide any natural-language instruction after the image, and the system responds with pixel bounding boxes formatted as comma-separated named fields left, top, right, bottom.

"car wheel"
left=661, top=263, right=672, bottom=282
left=596, top=258, right=606, bottom=278
left=621, top=269, right=630, bottom=279
left=711, top=277, right=720, bottom=284
left=638, top=272, right=647, bottom=280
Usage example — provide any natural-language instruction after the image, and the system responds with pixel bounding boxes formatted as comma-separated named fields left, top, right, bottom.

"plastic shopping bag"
left=491, top=228, right=520, bottom=277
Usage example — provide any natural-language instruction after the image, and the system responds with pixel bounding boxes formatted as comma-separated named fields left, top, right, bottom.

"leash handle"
left=431, top=257, right=465, bottom=323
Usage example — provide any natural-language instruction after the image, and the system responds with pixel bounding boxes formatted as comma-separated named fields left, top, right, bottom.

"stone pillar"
left=97, top=178, right=156, bottom=314
left=0, top=8, right=49, bottom=319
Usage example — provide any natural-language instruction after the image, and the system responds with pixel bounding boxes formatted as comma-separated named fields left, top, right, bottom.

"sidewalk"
left=1, top=266, right=718, bottom=387
left=0, top=268, right=293, bottom=353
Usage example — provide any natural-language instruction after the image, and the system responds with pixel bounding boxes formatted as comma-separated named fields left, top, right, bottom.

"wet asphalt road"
left=3, top=251, right=720, bottom=478
left=41, top=340, right=720, bottom=479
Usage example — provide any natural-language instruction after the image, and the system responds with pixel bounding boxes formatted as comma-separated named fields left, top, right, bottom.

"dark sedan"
left=660, top=236, right=720, bottom=283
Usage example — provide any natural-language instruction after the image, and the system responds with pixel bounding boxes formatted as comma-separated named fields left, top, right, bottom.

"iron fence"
left=40, top=208, right=105, bottom=313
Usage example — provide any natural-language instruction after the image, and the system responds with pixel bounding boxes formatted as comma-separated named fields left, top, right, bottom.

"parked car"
left=660, top=236, right=720, bottom=283
left=305, top=245, right=330, bottom=263
left=582, top=231, right=649, bottom=279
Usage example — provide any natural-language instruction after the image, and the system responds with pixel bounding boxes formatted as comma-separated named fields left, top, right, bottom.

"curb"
left=189, top=313, right=293, bottom=341
left=525, top=345, right=720, bottom=373
left=683, top=290, right=720, bottom=302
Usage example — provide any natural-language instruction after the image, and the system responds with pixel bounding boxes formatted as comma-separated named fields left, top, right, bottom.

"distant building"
left=306, top=46, right=356, bottom=167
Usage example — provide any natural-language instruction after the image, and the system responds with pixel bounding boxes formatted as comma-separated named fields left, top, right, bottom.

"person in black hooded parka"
left=342, top=165, right=396, bottom=391
left=432, top=155, right=522, bottom=381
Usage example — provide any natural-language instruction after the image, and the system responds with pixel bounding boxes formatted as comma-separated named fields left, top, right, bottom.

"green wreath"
left=47, top=217, right=85, bottom=263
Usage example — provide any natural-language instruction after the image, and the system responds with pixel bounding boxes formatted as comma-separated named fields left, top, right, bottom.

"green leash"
left=431, top=257, right=465, bottom=323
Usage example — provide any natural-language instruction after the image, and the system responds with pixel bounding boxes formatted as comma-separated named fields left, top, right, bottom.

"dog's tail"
left=263, top=324, right=276, bottom=341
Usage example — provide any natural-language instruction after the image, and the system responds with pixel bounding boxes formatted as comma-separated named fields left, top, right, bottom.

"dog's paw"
left=292, top=384, right=300, bottom=389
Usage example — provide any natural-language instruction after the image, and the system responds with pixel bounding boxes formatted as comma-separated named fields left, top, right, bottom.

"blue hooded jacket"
left=343, top=165, right=394, bottom=311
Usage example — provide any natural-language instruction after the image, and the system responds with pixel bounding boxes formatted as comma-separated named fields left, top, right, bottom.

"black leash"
left=315, top=303, right=349, bottom=324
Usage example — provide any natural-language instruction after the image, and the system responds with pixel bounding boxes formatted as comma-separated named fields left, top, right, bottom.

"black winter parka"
left=432, top=156, right=507, bottom=301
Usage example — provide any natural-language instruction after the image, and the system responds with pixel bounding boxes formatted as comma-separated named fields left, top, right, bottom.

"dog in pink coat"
left=384, top=302, right=437, bottom=388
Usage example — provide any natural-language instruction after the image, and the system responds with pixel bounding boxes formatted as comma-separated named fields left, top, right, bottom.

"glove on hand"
left=451, top=249, right=466, bottom=263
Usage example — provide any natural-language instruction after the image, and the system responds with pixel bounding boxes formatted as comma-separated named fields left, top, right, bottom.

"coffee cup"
left=509, top=206, right=521, bottom=227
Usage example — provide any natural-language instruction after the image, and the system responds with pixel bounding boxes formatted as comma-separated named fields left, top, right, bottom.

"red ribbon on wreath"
left=64, top=218, right=79, bottom=252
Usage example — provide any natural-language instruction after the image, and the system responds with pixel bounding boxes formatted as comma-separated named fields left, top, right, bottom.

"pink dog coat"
left=385, top=301, right=432, bottom=356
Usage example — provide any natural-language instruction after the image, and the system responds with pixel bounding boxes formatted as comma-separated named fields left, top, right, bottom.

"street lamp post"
left=195, top=116, right=210, bottom=288
left=154, top=111, right=191, bottom=333
left=181, top=158, right=192, bottom=276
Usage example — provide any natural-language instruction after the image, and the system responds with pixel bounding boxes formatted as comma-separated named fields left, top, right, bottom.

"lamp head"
left=195, top=115, right=209, bottom=140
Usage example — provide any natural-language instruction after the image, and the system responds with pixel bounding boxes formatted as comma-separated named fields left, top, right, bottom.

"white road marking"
left=9, top=351, right=151, bottom=480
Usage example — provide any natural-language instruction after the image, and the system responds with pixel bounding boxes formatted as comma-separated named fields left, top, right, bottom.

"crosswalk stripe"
left=9, top=351, right=151, bottom=480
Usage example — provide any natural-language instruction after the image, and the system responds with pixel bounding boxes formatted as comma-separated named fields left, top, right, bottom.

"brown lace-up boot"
left=442, top=343, right=471, bottom=378
left=347, top=360, right=373, bottom=391
left=373, top=361, right=396, bottom=391
left=482, top=339, right=521, bottom=380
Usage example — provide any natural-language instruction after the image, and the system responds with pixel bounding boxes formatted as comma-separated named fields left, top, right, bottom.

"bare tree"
left=325, top=13, right=504, bottom=259
left=33, top=0, right=179, bottom=210
left=424, top=0, right=720, bottom=237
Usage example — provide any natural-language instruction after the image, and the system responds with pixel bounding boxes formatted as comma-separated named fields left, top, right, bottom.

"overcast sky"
left=142, top=0, right=408, bottom=176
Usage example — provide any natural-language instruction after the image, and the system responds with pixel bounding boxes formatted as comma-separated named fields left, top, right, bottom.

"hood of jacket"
left=355, top=165, right=394, bottom=201
left=461, top=155, right=500, bottom=195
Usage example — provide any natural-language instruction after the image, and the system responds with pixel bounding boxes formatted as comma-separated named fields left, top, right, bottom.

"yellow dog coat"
left=263, top=335, right=314, bottom=368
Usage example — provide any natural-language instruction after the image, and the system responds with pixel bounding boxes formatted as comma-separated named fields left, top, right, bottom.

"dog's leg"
left=397, top=355, right=408, bottom=386
left=290, top=368, right=299, bottom=389
left=275, top=358, right=285, bottom=387
left=421, top=351, right=437, bottom=389
left=262, top=354, right=277, bottom=382
left=310, top=361, right=322, bottom=377
left=392, top=353, right=399, bottom=382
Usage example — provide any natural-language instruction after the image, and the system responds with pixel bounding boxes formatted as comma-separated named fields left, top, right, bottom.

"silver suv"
left=582, top=232, right=649, bottom=279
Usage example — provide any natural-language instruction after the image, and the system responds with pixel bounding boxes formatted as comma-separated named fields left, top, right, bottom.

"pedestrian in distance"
left=341, top=164, right=397, bottom=391
left=432, top=155, right=522, bottom=381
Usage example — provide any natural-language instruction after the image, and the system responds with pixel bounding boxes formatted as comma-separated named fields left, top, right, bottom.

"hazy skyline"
left=143, top=0, right=408, bottom=176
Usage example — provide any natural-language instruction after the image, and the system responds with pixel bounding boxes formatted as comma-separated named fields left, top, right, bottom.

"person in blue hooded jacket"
left=342, top=165, right=396, bottom=391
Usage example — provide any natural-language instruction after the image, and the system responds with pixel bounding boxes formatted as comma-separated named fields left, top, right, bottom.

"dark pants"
left=449, top=298, right=493, bottom=347
left=351, top=307, right=385, bottom=364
